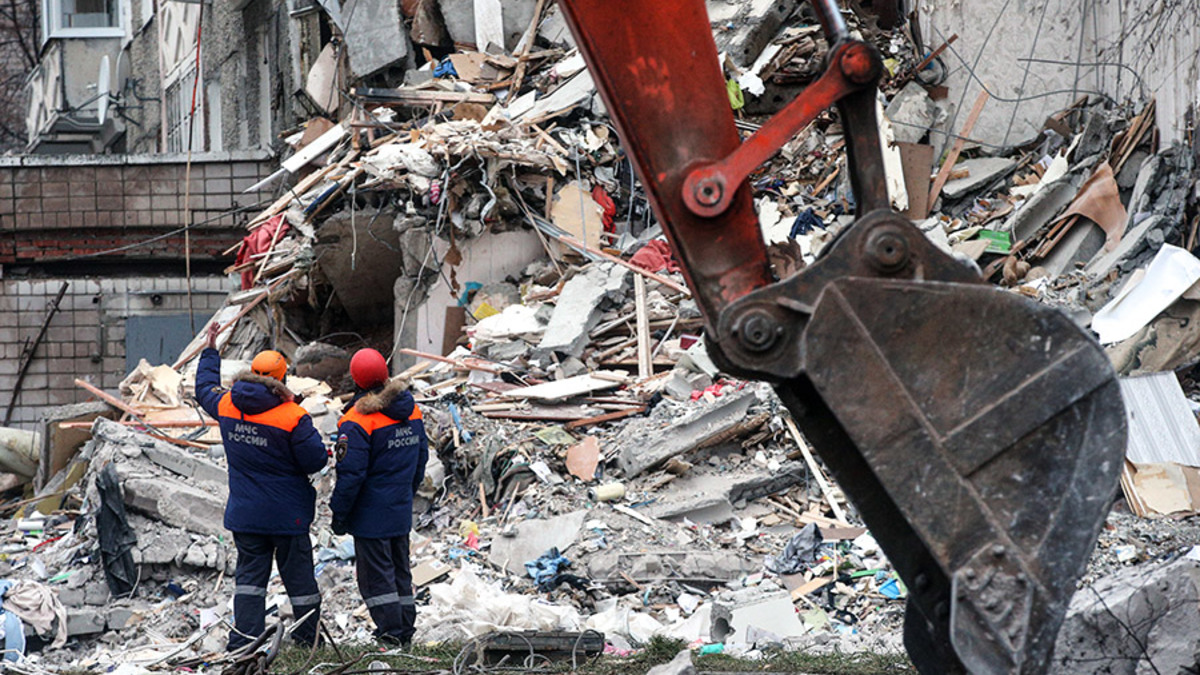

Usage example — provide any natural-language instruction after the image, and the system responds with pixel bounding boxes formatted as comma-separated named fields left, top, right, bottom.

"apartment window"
left=43, top=0, right=126, bottom=39
left=165, top=67, right=203, bottom=152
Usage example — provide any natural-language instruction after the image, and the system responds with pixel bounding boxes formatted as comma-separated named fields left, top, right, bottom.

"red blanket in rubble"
left=236, top=215, right=289, bottom=290
left=630, top=239, right=681, bottom=274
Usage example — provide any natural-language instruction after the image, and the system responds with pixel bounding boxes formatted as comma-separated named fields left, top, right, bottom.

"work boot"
left=377, top=632, right=411, bottom=649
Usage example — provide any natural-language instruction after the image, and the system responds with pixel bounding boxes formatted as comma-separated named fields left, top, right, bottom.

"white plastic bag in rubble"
left=424, top=564, right=582, bottom=638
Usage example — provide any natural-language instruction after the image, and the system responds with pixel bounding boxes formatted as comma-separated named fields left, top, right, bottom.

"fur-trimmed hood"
left=230, top=370, right=294, bottom=415
left=353, top=378, right=414, bottom=420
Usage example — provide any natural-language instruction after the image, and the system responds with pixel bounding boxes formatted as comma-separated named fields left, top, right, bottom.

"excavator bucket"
left=557, top=0, right=1128, bottom=673
left=789, top=277, right=1125, bottom=673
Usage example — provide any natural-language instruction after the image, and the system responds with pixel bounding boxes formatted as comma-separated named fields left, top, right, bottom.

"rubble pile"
left=0, top=0, right=1198, bottom=672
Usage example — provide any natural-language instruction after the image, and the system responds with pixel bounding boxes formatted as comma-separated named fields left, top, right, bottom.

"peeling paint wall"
left=920, top=0, right=1200, bottom=147
left=398, top=227, right=545, bottom=365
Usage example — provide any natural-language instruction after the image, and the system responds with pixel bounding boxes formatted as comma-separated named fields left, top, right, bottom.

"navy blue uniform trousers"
left=355, top=535, right=416, bottom=643
left=230, top=533, right=321, bottom=650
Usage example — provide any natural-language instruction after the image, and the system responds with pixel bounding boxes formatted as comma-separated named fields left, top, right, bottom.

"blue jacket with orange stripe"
left=332, top=380, right=428, bottom=538
left=196, top=347, right=328, bottom=535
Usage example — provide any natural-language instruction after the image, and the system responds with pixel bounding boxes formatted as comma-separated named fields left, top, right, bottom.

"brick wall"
left=0, top=151, right=276, bottom=263
left=0, top=150, right=281, bottom=429
left=0, top=275, right=233, bottom=429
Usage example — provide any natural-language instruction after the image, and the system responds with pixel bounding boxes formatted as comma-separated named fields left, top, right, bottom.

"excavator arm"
left=556, top=2, right=1127, bottom=673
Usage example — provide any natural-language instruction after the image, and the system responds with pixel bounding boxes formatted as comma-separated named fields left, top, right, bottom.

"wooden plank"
left=304, top=165, right=365, bottom=224
left=1111, top=99, right=1155, bottom=175
left=811, top=165, right=840, bottom=196
left=281, top=122, right=347, bottom=174
left=469, top=381, right=523, bottom=395
left=58, top=420, right=218, bottom=429
left=613, top=503, right=656, bottom=527
left=783, top=416, right=849, bottom=523
left=820, top=526, right=868, bottom=541
left=478, top=481, right=491, bottom=519
left=397, top=360, right=434, bottom=380
left=500, top=372, right=626, bottom=401
left=634, top=275, right=652, bottom=380
left=508, top=0, right=548, bottom=94
left=595, top=336, right=637, bottom=360
left=564, top=405, right=647, bottom=430
left=74, top=379, right=144, bottom=419
left=896, top=142, right=935, bottom=220
left=251, top=215, right=289, bottom=285
left=790, top=576, right=834, bottom=601
left=171, top=269, right=300, bottom=369
left=546, top=229, right=691, bottom=296
left=481, top=404, right=602, bottom=421
left=442, top=306, right=467, bottom=357
left=894, top=33, right=958, bottom=87
left=397, top=348, right=504, bottom=374
left=353, top=86, right=496, bottom=105
left=245, top=154, right=347, bottom=230
left=928, top=89, right=990, bottom=207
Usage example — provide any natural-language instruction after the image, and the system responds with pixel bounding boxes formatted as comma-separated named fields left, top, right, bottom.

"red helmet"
left=350, top=348, right=389, bottom=389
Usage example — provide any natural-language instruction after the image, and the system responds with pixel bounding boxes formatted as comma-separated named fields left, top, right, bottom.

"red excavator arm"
left=557, top=2, right=1127, bottom=673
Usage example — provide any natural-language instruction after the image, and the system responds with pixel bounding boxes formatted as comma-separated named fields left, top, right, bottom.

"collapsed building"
left=0, top=0, right=1198, bottom=672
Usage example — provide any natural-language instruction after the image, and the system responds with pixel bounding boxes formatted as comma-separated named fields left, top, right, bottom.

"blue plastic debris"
left=434, top=59, right=458, bottom=78
left=879, top=576, right=906, bottom=600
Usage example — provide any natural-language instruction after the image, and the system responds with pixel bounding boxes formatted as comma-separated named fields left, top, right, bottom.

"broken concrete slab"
left=711, top=0, right=802, bottom=67
left=536, top=263, right=631, bottom=358
left=536, top=2, right=576, bottom=49
left=1084, top=215, right=1162, bottom=280
left=645, top=463, right=807, bottom=520
left=121, top=476, right=228, bottom=538
left=1051, top=558, right=1200, bottom=674
left=483, top=340, right=530, bottom=362
left=617, top=391, right=756, bottom=478
left=1040, top=221, right=1107, bottom=278
left=1006, top=156, right=1098, bottom=243
left=437, top=0, right=538, bottom=52
left=663, top=371, right=712, bottom=401
left=488, top=509, right=587, bottom=576
left=885, top=82, right=937, bottom=144
left=712, top=588, right=808, bottom=644
left=37, top=401, right=118, bottom=491
left=66, top=607, right=106, bottom=637
left=341, top=0, right=412, bottom=77
left=1127, top=152, right=1165, bottom=218
left=131, top=524, right=193, bottom=565
left=105, top=607, right=136, bottom=631
left=940, top=157, right=1018, bottom=201
left=587, top=550, right=758, bottom=584
left=294, top=342, right=352, bottom=383
left=502, top=371, right=625, bottom=402
left=57, top=587, right=85, bottom=608
left=140, top=442, right=226, bottom=486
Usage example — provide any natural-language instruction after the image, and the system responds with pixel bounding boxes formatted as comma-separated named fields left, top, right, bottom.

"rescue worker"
left=331, top=348, right=428, bottom=646
left=195, top=323, right=327, bottom=650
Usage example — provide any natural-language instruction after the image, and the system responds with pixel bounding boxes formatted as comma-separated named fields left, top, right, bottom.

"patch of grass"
left=271, top=640, right=458, bottom=673
left=269, top=635, right=915, bottom=675
left=696, top=648, right=916, bottom=674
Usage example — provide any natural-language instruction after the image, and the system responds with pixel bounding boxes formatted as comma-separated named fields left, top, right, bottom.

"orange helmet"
left=251, top=350, right=288, bottom=381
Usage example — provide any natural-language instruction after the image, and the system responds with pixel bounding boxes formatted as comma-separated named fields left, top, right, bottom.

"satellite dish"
left=97, top=55, right=111, bottom=124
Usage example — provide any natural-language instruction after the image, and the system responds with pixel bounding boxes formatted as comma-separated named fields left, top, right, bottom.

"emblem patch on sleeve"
left=334, top=435, right=349, bottom=462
